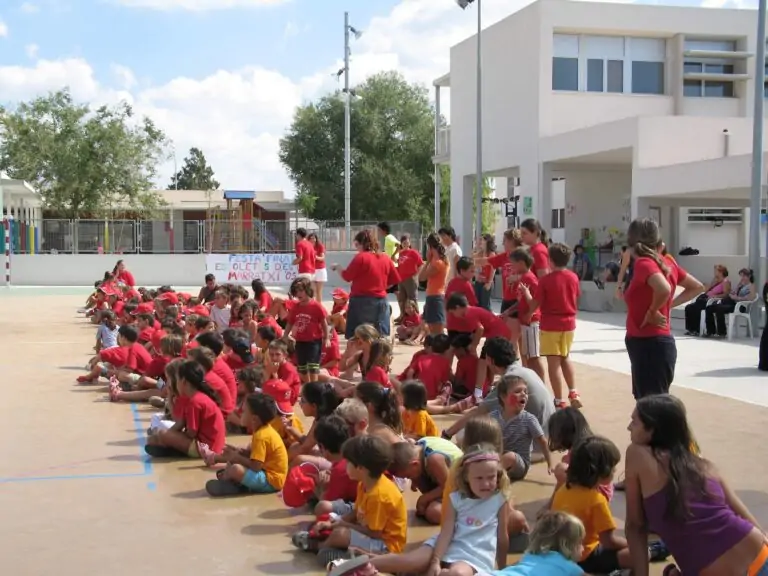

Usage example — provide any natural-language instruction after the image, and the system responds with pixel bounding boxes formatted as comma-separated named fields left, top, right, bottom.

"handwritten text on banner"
left=205, top=253, right=298, bottom=284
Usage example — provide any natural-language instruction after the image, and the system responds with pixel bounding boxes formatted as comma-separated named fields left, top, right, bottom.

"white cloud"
left=110, top=63, right=136, bottom=89
left=0, top=19, right=8, bottom=37
left=0, top=0, right=630, bottom=195
left=113, top=0, right=288, bottom=10
left=25, top=44, right=39, bottom=59
left=282, top=20, right=299, bottom=40
left=20, top=2, right=40, bottom=13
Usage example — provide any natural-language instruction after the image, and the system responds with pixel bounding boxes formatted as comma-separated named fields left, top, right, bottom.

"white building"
left=436, top=0, right=768, bottom=281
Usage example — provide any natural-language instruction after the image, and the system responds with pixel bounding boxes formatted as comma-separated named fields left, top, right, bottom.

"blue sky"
left=0, top=0, right=757, bottom=193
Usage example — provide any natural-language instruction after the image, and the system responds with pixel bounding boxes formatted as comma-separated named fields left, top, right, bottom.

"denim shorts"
left=345, top=296, right=390, bottom=339
left=349, top=530, right=389, bottom=555
left=241, top=469, right=278, bottom=493
left=423, top=295, right=446, bottom=325
left=330, top=499, right=354, bottom=516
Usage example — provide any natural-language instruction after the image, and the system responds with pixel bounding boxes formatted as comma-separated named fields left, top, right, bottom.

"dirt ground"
left=1, top=291, right=766, bottom=575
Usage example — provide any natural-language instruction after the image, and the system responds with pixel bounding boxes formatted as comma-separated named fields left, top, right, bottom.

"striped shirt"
left=488, top=409, right=544, bottom=465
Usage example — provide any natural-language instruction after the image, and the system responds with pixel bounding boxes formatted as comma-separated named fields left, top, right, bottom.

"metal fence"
left=8, top=219, right=424, bottom=255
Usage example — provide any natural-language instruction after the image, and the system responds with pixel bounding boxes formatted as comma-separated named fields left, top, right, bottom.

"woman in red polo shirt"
left=331, top=229, right=400, bottom=340
left=113, top=259, right=136, bottom=287
left=623, top=218, right=703, bottom=399
left=473, top=233, right=497, bottom=310
left=520, top=218, right=551, bottom=278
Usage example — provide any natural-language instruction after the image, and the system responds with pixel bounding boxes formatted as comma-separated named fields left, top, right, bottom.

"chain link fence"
left=13, top=218, right=423, bottom=254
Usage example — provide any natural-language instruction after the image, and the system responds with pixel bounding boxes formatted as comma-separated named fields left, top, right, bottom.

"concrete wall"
left=8, top=253, right=358, bottom=287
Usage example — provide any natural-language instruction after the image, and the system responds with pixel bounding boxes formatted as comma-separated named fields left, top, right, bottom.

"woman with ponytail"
left=332, top=229, right=400, bottom=340
left=145, top=359, right=225, bottom=459
left=623, top=219, right=702, bottom=399
left=520, top=219, right=551, bottom=278
left=420, top=232, right=450, bottom=334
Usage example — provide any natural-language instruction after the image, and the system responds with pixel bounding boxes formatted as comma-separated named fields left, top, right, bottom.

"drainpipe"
left=723, top=129, right=730, bottom=157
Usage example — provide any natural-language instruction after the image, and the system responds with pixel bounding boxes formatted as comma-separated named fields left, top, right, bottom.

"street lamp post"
left=750, top=0, right=767, bottom=289
left=342, top=13, right=361, bottom=249
left=456, top=0, right=483, bottom=243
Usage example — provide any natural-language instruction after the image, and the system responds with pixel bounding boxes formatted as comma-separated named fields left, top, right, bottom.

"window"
left=552, top=34, right=665, bottom=95
left=553, top=58, right=578, bottom=91
left=684, top=39, right=737, bottom=98
left=551, top=208, right=565, bottom=230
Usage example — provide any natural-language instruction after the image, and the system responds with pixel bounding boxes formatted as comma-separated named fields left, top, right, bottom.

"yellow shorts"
left=540, top=330, right=574, bottom=357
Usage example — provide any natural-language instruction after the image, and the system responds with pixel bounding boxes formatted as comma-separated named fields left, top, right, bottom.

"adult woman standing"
left=520, top=218, right=550, bottom=278
left=625, top=395, right=767, bottom=576
left=113, top=259, right=135, bottom=287
left=473, top=233, right=496, bottom=310
left=704, top=268, right=756, bottom=338
left=331, top=230, right=400, bottom=339
left=622, top=218, right=702, bottom=399
left=420, top=232, right=449, bottom=335
left=438, top=226, right=462, bottom=280
left=684, top=265, right=730, bottom=336
left=308, top=232, right=326, bottom=303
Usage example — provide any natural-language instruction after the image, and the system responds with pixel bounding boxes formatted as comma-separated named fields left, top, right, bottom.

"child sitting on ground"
left=400, top=381, right=439, bottom=440
left=226, top=365, right=266, bottom=434
left=395, top=300, right=421, bottom=343
left=186, top=347, right=235, bottom=419
left=489, top=374, right=553, bottom=482
left=334, top=398, right=369, bottom=438
left=204, top=393, right=288, bottom=496
left=329, top=288, right=349, bottom=334
left=292, top=435, right=407, bottom=560
left=390, top=436, right=463, bottom=525
left=451, top=333, right=491, bottom=399
left=319, top=329, right=341, bottom=378
left=95, top=310, right=119, bottom=352
left=312, top=415, right=360, bottom=518
left=402, top=334, right=453, bottom=410
left=109, top=334, right=183, bottom=403
left=397, top=335, right=433, bottom=381
left=145, top=360, right=225, bottom=460
left=262, top=378, right=305, bottom=449
left=550, top=435, right=631, bottom=573
left=78, top=325, right=145, bottom=383
left=266, top=340, right=302, bottom=404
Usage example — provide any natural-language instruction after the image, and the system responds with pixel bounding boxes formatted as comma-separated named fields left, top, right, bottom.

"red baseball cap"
left=190, top=304, right=210, bottom=317
left=332, top=288, right=349, bottom=300
left=282, top=463, right=319, bottom=508
left=131, top=302, right=154, bottom=315
left=158, top=292, right=179, bottom=305
left=262, top=379, right=294, bottom=414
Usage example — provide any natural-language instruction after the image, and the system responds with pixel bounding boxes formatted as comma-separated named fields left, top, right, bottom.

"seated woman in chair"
left=704, top=268, right=756, bottom=338
left=684, top=264, right=730, bottom=336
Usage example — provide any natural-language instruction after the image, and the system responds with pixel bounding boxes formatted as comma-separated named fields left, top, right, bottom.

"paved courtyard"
left=0, top=287, right=765, bottom=575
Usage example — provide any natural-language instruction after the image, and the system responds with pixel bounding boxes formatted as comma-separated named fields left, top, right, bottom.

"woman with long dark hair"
left=113, top=259, right=135, bottom=287
left=473, top=233, right=497, bottom=310
left=331, top=230, right=400, bottom=339
left=625, top=394, right=766, bottom=575
left=622, top=218, right=702, bottom=399
left=308, top=232, right=327, bottom=303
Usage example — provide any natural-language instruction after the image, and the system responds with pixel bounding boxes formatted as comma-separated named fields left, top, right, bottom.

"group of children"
left=77, top=231, right=681, bottom=576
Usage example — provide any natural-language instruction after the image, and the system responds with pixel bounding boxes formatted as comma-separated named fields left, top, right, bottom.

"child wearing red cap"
left=262, top=377, right=305, bottom=448
left=203, top=393, right=288, bottom=496
left=329, top=288, right=349, bottom=335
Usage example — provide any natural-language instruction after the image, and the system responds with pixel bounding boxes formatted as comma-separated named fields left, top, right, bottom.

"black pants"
left=625, top=335, right=677, bottom=400
left=684, top=295, right=708, bottom=333
left=760, top=323, right=768, bottom=371
left=705, top=299, right=735, bottom=336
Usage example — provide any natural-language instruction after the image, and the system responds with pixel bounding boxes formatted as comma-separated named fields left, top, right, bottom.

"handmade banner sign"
left=205, top=253, right=298, bottom=284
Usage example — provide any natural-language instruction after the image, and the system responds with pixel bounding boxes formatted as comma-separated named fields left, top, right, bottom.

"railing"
left=3, top=219, right=424, bottom=255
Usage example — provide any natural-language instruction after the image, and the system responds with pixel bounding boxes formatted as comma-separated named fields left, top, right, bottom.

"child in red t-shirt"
left=319, top=329, right=341, bottom=378
left=393, top=233, right=424, bottom=322
left=226, top=365, right=266, bottom=433
left=284, top=277, right=330, bottom=384
left=403, top=334, right=454, bottom=413
left=450, top=333, right=491, bottom=399
left=266, top=340, right=302, bottom=405
left=78, top=324, right=143, bottom=383
left=510, top=248, right=545, bottom=381
left=395, top=300, right=422, bottom=343
left=313, top=415, right=359, bottom=518
left=109, top=333, right=184, bottom=403
left=329, top=288, right=349, bottom=335
left=445, top=256, right=478, bottom=307
left=145, top=360, right=225, bottom=459
left=522, top=243, right=582, bottom=409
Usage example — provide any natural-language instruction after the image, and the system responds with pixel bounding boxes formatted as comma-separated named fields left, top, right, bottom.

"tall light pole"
left=457, top=0, right=483, bottom=242
left=343, top=13, right=361, bottom=249
left=750, top=0, right=767, bottom=288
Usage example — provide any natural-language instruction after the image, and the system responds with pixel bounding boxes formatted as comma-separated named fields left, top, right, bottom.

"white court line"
left=19, top=341, right=80, bottom=345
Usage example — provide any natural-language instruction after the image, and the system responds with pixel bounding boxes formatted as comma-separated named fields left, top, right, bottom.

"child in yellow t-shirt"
left=291, top=435, right=407, bottom=556
left=204, top=393, right=288, bottom=497
left=550, top=435, right=628, bottom=573
left=401, top=380, right=439, bottom=440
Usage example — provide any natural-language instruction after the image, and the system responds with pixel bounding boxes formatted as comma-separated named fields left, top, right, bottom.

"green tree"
left=279, top=71, right=436, bottom=226
left=437, top=167, right=495, bottom=235
left=0, top=89, right=167, bottom=217
left=168, top=146, right=220, bottom=191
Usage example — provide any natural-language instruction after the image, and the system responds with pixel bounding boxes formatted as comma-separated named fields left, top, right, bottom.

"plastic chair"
left=699, top=298, right=721, bottom=336
left=727, top=295, right=760, bottom=340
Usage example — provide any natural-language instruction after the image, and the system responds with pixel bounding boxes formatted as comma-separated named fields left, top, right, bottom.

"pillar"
left=450, top=172, right=474, bottom=254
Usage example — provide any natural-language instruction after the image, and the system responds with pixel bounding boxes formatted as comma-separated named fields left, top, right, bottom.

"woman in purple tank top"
left=624, top=395, right=768, bottom=576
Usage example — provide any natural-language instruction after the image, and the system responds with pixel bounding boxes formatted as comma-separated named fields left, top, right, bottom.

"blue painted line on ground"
left=0, top=405, right=156, bottom=485
left=129, top=403, right=153, bottom=477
